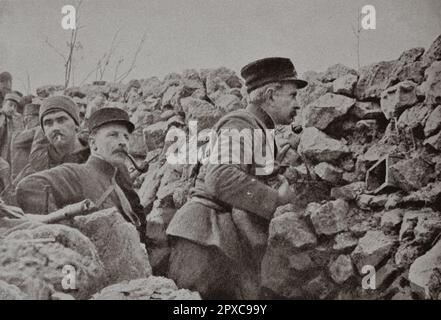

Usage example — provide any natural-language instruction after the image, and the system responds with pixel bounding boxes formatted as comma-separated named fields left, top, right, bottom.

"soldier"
left=0, top=92, right=23, bottom=165
left=10, top=102, right=41, bottom=180
left=16, top=108, right=147, bottom=244
left=0, top=72, right=12, bottom=106
left=166, top=57, right=307, bottom=299
left=28, top=95, right=90, bottom=174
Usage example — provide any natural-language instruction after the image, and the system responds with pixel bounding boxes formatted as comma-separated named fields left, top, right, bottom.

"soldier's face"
left=2, top=100, right=18, bottom=117
left=269, top=82, right=300, bottom=125
left=91, top=123, right=130, bottom=166
left=42, top=110, right=78, bottom=148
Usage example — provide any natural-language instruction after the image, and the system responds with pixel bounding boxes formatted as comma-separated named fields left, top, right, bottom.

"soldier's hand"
left=276, top=177, right=295, bottom=206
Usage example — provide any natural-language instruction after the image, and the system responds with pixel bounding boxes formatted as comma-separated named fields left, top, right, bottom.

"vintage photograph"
left=0, top=0, right=440, bottom=303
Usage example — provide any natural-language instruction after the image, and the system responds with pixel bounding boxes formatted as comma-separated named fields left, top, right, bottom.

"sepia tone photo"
left=0, top=0, right=441, bottom=303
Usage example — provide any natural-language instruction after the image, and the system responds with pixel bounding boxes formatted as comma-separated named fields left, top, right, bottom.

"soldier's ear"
left=266, top=87, right=275, bottom=102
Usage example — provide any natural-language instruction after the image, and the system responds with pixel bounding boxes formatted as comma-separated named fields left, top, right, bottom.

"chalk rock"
left=424, top=105, right=441, bottom=137
left=74, top=208, right=152, bottom=285
left=329, top=255, right=354, bottom=284
left=298, top=127, right=350, bottom=163
left=143, top=121, right=168, bottom=151
left=422, top=34, right=441, bottom=67
left=303, top=93, right=355, bottom=130
left=331, top=181, right=366, bottom=200
left=355, top=60, right=397, bottom=100
left=389, top=156, right=434, bottom=192
left=0, top=224, right=105, bottom=299
left=309, top=199, right=350, bottom=236
left=380, top=81, right=418, bottom=120
left=351, top=230, right=397, bottom=273
left=397, top=103, right=431, bottom=130
left=350, top=101, right=383, bottom=120
left=332, top=74, right=358, bottom=96
left=0, top=280, right=26, bottom=300
left=314, top=162, right=343, bottom=184
left=409, top=240, right=441, bottom=299
left=421, top=61, right=441, bottom=106
left=91, top=276, right=201, bottom=300
left=319, top=63, right=358, bottom=82
left=181, top=97, right=224, bottom=130
left=380, top=209, right=404, bottom=234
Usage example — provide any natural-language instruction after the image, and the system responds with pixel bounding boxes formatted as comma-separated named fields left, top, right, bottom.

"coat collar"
left=246, top=103, right=275, bottom=129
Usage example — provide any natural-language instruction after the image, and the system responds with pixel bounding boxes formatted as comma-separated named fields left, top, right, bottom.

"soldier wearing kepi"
left=16, top=108, right=147, bottom=244
left=29, top=95, right=90, bottom=173
left=166, top=57, right=307, bottom=299
left=10, top=102, right=41, bottom=180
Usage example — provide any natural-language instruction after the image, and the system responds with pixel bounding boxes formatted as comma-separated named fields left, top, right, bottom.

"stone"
left=385, top=193, right=404, bottom=210
left=302, top=93, right=355, bottom=130
left=268, top=211, right=317, bottom=252
left=349, top=223, right=369, bottom=238
left=389, top=156, right=434, bottom=192
left=413, top=209, right=441, bottom=245
left=380, top=81, right=418, bottom=120
left=395, top=243, right=425, bottom=267
left=397, top=103, right=431, bottom=130
left=181, top=97, right=225, bottom=131
left=297, top=80, right=331, bottom=109
left=143, top=121, right=168, bottom=151
left=351, top=230, right=397, bottom=273
left=381, top=209, right=404, bottom=234
left=319, top=63, right=358, bottom=82
left=91, top=276, right=201, bottom=300
left=369, top=194, right=390, bottom=209
left=288, top=252, right=316, bottom=271
left=399, top=211, right=420, bottom=242
left=355, top=60, right=397, bottom=100
left=375, top=260, right=401, bottom=290
left=356, top=194, right=374, bottom=210
left=399, top=47, right=425, bottom=64
left=139, top=162, right=163, bottom=208
left=74, top=208, right=152, bottom=285
left=0, top=280, right=26, bottom=300
left=401, top=182, right=441, bottom=205
left=309, top=199, right=350, bottom=236
left=333, top=232, right=358, bottom=252
left=421, top=61, right=441, bottom=106
left=36, top=85, right=65, bottom=98
left=331, top=182, right=366, bottom=200
left=204, top=67, right=242, bottom=89
left=409, top=240, right=441, bottom=299
left=298, top=127, right=350, bottom=163
left=128, top=127, right=147, bottom=157
left=329, top=255, right=354, bottom=284
left=140, top=77, right=163, bottom=97
left=304, top=273, right=335, bottom=299
left=424, top=129, right=441, bottom=150
left=424, top=105, right=441, bottom=137
left=332, top=74, right=358, bottom=96
left=0, top=224, right=105, bottom=299
left=214, top=94, right=243, bottom=113
left=350, top=101, right=383, bottom=120
left=314, top=162, right=343, bottom=184
left=422, top=34, right=441, bottom=68
left=261, top=247, right=305, bottom=299
left=388, top=61, right=425, bottom=86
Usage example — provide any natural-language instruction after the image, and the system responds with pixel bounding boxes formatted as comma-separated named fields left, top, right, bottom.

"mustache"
left=112, top=148, right=128, bottom=155
left=51, top=131, right=64, bottom=139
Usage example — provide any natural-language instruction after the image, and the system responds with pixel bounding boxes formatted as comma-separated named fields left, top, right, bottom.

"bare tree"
left=351, top=8, right=362, bottom=70
left=114, top=31, right=148, bottom=82
left=45, top=0, right=84, bottom=88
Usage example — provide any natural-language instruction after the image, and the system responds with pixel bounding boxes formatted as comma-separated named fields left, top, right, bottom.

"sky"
left=0, top=0, right=440, bottom=93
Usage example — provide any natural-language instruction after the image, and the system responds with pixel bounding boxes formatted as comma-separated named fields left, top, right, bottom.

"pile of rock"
left=4, top=33, right=440, bottom=300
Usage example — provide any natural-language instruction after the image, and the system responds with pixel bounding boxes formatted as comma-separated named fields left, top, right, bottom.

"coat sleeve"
left=28, top=127, right=51, bottom=172
left=16, top=165, right=84, bottom=214
left=203, top=118, right=279, bottom=220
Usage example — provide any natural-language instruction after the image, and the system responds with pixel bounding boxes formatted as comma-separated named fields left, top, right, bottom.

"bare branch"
left=45, top=37, right=67, bottom=62
left=115, top=31, right=148, bottom=82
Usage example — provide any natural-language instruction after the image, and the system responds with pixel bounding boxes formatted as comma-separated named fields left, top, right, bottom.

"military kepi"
left=88, top=107, right=135, bottom=133
left=240, top=57, right=308, bottom=93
